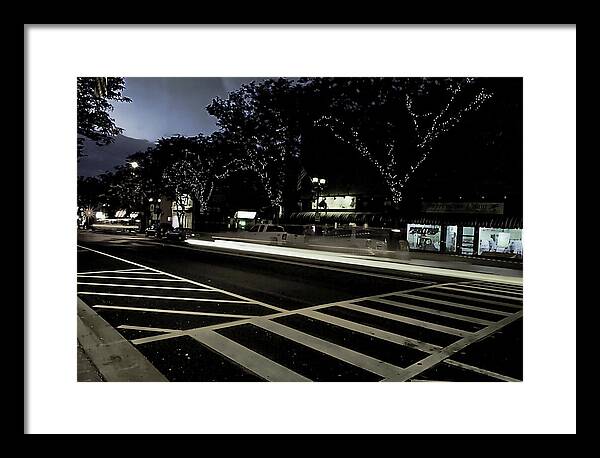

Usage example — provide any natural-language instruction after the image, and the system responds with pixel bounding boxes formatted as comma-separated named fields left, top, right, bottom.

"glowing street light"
left=311, top=177, right=327, bottom=223
left=130, top=161, right=139, bottom=169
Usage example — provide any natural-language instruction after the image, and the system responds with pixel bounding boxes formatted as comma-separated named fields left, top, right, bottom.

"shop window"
left=478, top=228, right=523, bottom=257
left=407, top=224, right=441, bottom=252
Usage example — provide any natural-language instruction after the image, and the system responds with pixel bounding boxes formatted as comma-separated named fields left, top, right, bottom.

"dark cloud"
left=110, top=77, right=265, bottom=141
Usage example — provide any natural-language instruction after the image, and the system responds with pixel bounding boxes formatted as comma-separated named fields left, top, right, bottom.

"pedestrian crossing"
left=128, top=279, right=523, bottom=382
left=77, top=246, right=523, bottom=382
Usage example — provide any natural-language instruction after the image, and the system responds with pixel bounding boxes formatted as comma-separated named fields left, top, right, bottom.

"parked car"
left=145, top=222, right=173, bottom=238
left=164, top=227, right=194, bottom=241
left=243, top=224, right=288, bottom=245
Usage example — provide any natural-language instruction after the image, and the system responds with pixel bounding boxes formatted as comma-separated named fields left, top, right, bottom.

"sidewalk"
left=77, top=342, right=104, bottom=382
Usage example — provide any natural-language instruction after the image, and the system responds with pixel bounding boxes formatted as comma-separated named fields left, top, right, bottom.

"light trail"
left=185, top=238, right=523, bottom=285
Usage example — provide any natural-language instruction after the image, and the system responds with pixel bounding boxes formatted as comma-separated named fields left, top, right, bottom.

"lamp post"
left=129, top=161, right=146, bottom=231
left=311, top=177, right=327, bottom=223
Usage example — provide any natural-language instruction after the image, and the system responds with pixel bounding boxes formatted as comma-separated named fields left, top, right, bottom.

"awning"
left=285, top=212, right=522, bottom=229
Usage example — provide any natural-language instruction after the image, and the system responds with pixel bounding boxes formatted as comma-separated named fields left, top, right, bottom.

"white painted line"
left=188, top=330, right=311, bottom=382
left=128, top=284, right=463, bottom=347
left=469, top=280, right=524, bottom=291
left=443, top=359, right=521, bottom=382
left=341, top=303, right=471, bottom=337
left=77, top=282, right=213, bottom=292
left=419, top=290, right=522, bottom=309
left=117, top=324, right=182, bottom=334
left=77, top=268, right=147, bottom=275
left=437, top=285, right=523, bottom=301
left=77, top=245, right=287, bottom=313
left=299, top=310, right=441, bottom=354
left=80, top=271, right=168, bottom=276
left=373, top=298, right=495, bottom=326
left=79, top=292, right=253, bottom=303
left=94, top=305, right=253, bottom=319
left=382, top=310, right=523, bottom=382
left=387, top=293, right=512, bottom=317
left=253, top=318, right=408, bottom=379
left=453, top=283, right=523, bottom=296
left=76, top=275, right=186, bottom=282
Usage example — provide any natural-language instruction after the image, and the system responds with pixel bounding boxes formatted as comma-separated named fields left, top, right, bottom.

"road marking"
left=298, top=309, right=441, bottom=353
left=443, top=359, right=521, bottom=382
left=117, top=324, right=182, bottom=334
left=79, top=271, right=169, bottom=276
left=341, top=303, right=471, bottom=337
left=419, top=290, right=522, bottom=309
left=437, top=285, right=523, bottom=301
left=468, top=280, right=524, bottom=291
left=94, top=305, right=254, bottom=319
left=77, top=244, right=287, bottom=313
left=77, top=282, right=213, bottom=292
left=253, top=318, right=408, bottom=379
left=382, top=310, right=523, bottom=382
left=130, top=282, right=465, bottom=346
left=79, top=292, right=253, bottom=303
left=451, top=283, right=523, bottom=296
left=373, top=298, right=495, bottom=326
left=188, top=330, right=311, bottom=382
left=76, top=275, right=186, bottom=282
left=387, top=293, right=512, bottom=317
left=77, top=268, right=147, bottom=275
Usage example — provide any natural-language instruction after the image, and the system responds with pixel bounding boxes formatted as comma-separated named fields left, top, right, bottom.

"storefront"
left=231, top=210, right=257, bottom=230
left=478, top=227, right=523, bottom=257
left=407, top=224, right=442, bottom=252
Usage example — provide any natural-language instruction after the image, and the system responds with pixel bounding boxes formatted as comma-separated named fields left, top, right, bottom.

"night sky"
left=111, top=77, right=265, bottom=141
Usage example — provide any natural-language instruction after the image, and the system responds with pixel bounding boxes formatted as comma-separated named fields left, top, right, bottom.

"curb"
left=77, top=297, right=168, bottom=382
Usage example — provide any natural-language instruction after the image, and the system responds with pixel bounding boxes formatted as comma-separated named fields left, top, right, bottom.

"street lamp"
left=311, top=177, right=327, bottom=223
left=130, top=161, right=139, bottom=169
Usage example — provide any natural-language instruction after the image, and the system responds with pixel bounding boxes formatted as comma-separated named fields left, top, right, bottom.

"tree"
left=308, top=77, right=493, bottom=206
left=207, top=79, right=302, bottom=219
left=158, top=135, right=223, bottom=226
left=77, top=77, right=131, bottom=158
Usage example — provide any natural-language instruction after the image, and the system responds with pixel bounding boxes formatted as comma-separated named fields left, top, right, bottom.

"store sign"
left=407, top=224, right=442, bottom=252
left=422, top=202, right=504, bottom=214
left=235, top=211, right=257, bottom=219
left=312, top=195, right=356, bottom=210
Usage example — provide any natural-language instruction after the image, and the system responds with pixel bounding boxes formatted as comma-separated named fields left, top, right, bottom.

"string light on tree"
left=315, top=78, right=493, bottom=205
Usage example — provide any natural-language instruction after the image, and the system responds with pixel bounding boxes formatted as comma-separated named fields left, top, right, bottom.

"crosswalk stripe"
left=468, top=281, right=523, bottom=291
left=117, top=324, right=181, bottom=334
left=79, top=292, right=253, bottom=303
left=77, top=268, right=147, bottom=275
left=443, top=359, right=521, bottom=382
left=94, top=305, right=253, bottom=318
left=77, top=282, right=213, bottom=291
left=341, top=303, right=470, bottom=337
left=76, top=275, right=186, bottom=282
left=420, top=290, right=522, bottom=309
left=188, top=330, right=311, bottom=382
left=436, top=286, right=523, bottom=301
left=382, top=310, right=523, bottom=382
left=253, top=318, right=408, bottom=378
left=454, top=283, right=523, bottom=296
left=373, top=298, right=495, bottom=326
left=298, top=310, right=441, bottom=353
left=387, top=293, right=512, bottom=317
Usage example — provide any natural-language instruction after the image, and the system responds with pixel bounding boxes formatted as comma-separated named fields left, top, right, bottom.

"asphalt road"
left=77, top=231, right=523, bottom=382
